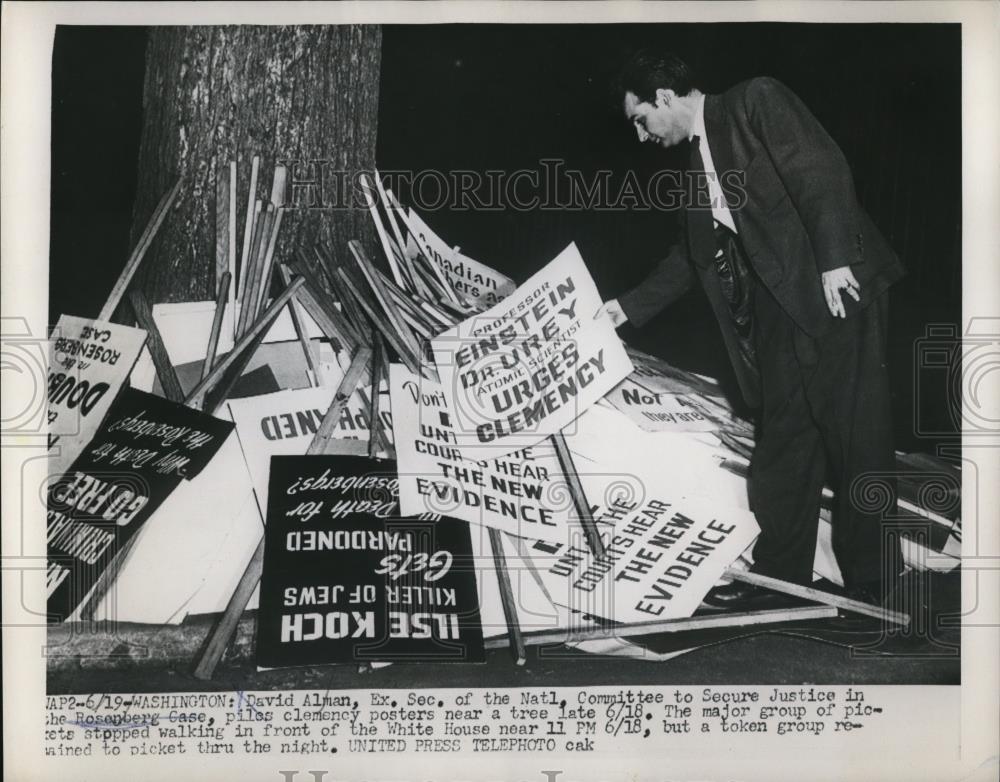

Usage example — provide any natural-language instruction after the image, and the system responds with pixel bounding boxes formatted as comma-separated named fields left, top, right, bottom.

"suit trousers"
left=746, top=279, right=902, bottom=589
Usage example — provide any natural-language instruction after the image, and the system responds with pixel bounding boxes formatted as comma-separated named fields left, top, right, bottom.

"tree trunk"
left=130, top=25, right=382, bottom=304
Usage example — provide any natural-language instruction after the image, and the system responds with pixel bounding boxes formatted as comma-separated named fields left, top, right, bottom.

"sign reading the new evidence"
left=431, top=242, right=632, bottom=461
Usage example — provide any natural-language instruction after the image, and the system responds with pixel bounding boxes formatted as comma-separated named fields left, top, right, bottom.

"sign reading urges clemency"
left=48, top=315, right=147, bottom=475
left=46, top=388, right=233, bottom=621
left=256, top=455, right=485, bottom=668
left=431, top=243, right=632, bottom=461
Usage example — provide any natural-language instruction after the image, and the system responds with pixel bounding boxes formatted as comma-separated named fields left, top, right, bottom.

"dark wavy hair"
left=617, top=49, right=697, bottom=103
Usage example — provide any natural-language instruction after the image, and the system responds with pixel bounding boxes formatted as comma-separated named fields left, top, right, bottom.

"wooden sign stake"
left=279, top=265, right=321, bottom=387
left=192, top=535, right=265, bottom=680
left=236, top=155, right=260, bottom=305
left=306, top=346, right=373, bottom=455
left=128, top=290, right=185, bottom=403
left=201, top=271, right=232, bottom=381
left=488, top=527, right=527, bottom=665
left=724, top=568, right=910, bottom=626
left=98, top=179, right=181, bottom=323
left=185, top=276, right=305, bottom=409
left=551, top=432, right=606, bottom=559
left=483, top=605, right=839, bottom=650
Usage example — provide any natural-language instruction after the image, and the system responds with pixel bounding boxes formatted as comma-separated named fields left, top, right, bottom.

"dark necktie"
left=689, top=136, right=758, bottom=376
left=686, top=135, right=718, bottom=265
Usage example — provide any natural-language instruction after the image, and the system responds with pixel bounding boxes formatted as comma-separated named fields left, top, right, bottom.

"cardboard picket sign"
left=603, top=376, right=719, bottom=433
left=403, top=208, right=515, bottom=308
left=528, top=485, right=759, bottom=626
left=227, top=383, right=392, bottom=511
left=255, top=455, right=485, bottom=667
left=46, top=388, right=234, bottom=621
left=48, top=315, right=147, bottom=475
left=389, top=362, right=575, bottom=544
left=431, top=242, right=633, bottom=462
left=88, top=421, right=259, bottom=625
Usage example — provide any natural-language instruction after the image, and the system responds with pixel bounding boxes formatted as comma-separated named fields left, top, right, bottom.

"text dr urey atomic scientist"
left=596, top=50, right=906, bottom=606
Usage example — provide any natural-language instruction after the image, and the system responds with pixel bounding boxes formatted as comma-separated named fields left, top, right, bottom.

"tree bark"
left=130, top=25, right=382, bottom=304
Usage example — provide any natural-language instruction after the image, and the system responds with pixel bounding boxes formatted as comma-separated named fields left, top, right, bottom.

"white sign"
left=48, top=315, right=147, bottom=474
left=531, top=484, right=759, bottom=625
left=227, top=383, right=392, bottom=510
left=604, top=376, right=718, bottom=433
left=431, top=242, right=633, bottom=461
left=404, top=208, right=516, bottom=308
left=389, top=363, right=574, bottom=544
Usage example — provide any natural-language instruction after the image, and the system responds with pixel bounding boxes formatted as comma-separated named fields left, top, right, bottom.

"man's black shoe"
left=703, top=580, right=775, bottom=608
left=845, top=576, right=902, bottom=609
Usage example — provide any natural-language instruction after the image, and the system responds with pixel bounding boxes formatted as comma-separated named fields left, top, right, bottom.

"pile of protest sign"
left=46, top=163, right=958, bottom=679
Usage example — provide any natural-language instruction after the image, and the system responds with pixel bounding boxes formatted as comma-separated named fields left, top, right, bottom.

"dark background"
left=49, top=23, right=962, bottom=453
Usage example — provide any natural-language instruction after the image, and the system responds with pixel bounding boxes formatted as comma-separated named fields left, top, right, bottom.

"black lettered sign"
left=256, top=455, right=485, bottom=668
left=46, top=388, right=234, bottom=621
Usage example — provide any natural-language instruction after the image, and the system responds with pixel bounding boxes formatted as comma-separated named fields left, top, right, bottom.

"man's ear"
left=654, top=88, right=675, bottom=107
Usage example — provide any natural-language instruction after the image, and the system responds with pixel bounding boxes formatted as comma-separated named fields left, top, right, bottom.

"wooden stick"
left=488, top=527, right=526, bottom=665
left=236, top=155, right=260, bottom=304
left=98, top=179, right=181, bottom=322
left=214, top=161, right=230, bottom=287
left=184, top=276, right=305, bottom=409
left=279, top=265, right=321, bottom=387
left=348, top=240, right=423, bottom=360
left=290, top=282, right=355, bottom=355
left=193, top=535, right=264, bottom=680
left=310, top=249, right=372, bottom=347
left=270, top=164, right=288, bottom=207
left=238, top=201, right=271, bottom=336
left=227, top=161, right=238, bottom=320
left=552, top=432, right=606, bottom=559
left=375, top=266, right=443, bottom=334
left=254, top=208, right=284, bottom=317
left=419, top=300, right=458, bottom=329
left=483, top=605, right=839, bottom=649
left=372, top=170, right=409, bottom=260
left=367, top=334, right=385, bottom=459
left=128, top=290, right=185, bottom=403
left=724, top=568, right=910, bottom=626
left=289, top=251, right=363, bottom=348
left=337, top=268, right=421, bottom=376
left=202, top=271, right=232, bottom=381
left=388, top=190, right=463, bottom=305
left=360, top=174, right=408, bottom=289
left=201, top=317, right=271, bottom=416
left=306, top=346, right=373, bottom=455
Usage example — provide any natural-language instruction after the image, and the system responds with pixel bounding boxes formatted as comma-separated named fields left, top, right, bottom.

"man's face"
left=624, top=89, right=687, bottom=148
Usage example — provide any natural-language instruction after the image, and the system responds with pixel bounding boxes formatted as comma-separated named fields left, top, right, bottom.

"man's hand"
left=595, top=299, right=628, bottom=329
left=821, top=266, right=861, bottom=318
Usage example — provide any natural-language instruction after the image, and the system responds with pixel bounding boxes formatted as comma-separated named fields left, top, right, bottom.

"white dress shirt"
left=689, top=94, right=738, bottom=234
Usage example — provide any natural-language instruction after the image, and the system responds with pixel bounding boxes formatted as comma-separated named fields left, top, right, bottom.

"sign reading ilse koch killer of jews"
left=48, top=315, right=147, bottom=475
left=256, top=455, right=485, bottom=667
left=46, top=388, right=234, bottom=621
left=403, top=207, right=516, bottom=308
left=389, top=362, right=575, bottom=544
left=529, top=482, right=759, bottom=625
left=431, top=242, right=633, bottom=462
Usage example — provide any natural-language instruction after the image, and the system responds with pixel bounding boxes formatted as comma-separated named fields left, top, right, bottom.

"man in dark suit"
left=598, top=50, right=905, bottom=604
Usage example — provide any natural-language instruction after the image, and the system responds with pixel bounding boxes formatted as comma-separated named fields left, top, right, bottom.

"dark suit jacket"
left=619, top=77, right=905, bottom=407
